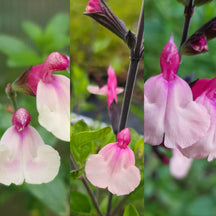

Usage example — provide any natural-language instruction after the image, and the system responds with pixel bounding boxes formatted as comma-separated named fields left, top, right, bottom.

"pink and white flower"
left=179, top=78, right=216, bottom=161
left=85, top=128, right=140, bottom=196
left=0, top=108, right=60, bottom=185
left=144, top=35, right=210, bottom=148
left=28, top=52, right=70, bottom=141
left=87, top=66, right=124, bottom=108
left=170, top=148, right=192, bottom=179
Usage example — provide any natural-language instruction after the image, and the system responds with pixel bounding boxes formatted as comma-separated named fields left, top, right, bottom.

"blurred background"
left=145, top=1, right=216, bottom=216
left=0, top=0, right=69, bottom=215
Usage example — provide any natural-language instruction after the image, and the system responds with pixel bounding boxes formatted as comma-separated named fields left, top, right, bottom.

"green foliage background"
left=145, top=1, right=216, bottom=216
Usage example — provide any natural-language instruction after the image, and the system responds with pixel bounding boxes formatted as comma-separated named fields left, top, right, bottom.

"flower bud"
left=12, top=108, right=31, bottom=132
left=160, top=34, right=179, bottom=81
left=181, top=34, right=208, bottom=55
left=84, top=0, right=136, bottom=49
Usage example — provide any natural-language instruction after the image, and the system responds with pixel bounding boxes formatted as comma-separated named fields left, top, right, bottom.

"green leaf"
left=93, top=38, right=111, bottom=53
left=44, top=13, right=69, bottom=51
left=134, top=137, right=144, bottom=159
left=7, top=51, right=42, bottom=67
left=129, top=128, right=141, bottom=151
left=123, top=204, right=140, bottom=216
left=70, top=191, right=91, bottom=213
left=71, top=127, right=112, bottom=164
left=0, top=34, right=35, bottom=56
left=72, top=120, right=89, bottom=133
left=26, top=177, right=69, bottom=216
left=22, top=21, right=43, bottom=45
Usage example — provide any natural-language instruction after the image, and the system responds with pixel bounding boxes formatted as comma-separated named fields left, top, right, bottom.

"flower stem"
left=179, top=0, right=194, bottom=62
left=110, top=195, right=128, bottom=216
left=70, top=152, right=103, bottom=216
left=5, top=83, right=18, bottom=111
left=106, top=193, right=113, bottom=216
left=118, top=0, right=144, bottom=132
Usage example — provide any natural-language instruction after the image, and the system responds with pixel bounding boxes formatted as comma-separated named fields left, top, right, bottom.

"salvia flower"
left=179, top=78, right=216, bottom=161
left=85, top=128, right=141, bottom=196
left=0, top=108, right=60, bottom=185
left=144, top=35, right=210, bottom=149
left=170, top=148, right=192, bottom=179
left=87, top=66, right=124, bottom=108
left=28, top=52, right=70, bottom=141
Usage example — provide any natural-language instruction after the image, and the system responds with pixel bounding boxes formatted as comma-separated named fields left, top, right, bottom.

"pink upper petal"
left=37, top=75, right=70, bottom=141
left=170, top=148, right=192, bottom=179
left=28, top=52, right=70, bottom=94
left=85, top=142, right=140, bottom=196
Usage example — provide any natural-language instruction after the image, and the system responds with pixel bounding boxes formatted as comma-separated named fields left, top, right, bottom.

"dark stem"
left=118, top=0, right=144, bottom=132
left=70, top=152, right=104, bottom=216
left=106, top=193, right=113, bottom=216
left=110, top=196, right=128, bottom=216
left=179, top=0, right=194, bottom=62
left=80, top=175, right=104, bottom=216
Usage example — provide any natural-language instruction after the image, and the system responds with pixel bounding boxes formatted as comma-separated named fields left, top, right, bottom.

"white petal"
left=23, top=126, right=60, bottom=184
left=37, top=75, right=70, bottom=141
left=87, top=85, right=108, bottom=95
left=0, top=127, right=24, bottom=185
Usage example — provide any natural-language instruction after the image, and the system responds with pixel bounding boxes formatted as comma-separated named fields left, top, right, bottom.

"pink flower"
left=28, top=52, right=70, bottom=141
left=0, top=108, right=60, bottom=185
left=170, top=148, right=192, bottom=179
left=87, top=66, right=124, bottom=108
left=86, top=0, right=102, bottom=13
left=85, top=128, right=140, bottom=196
left=179, top=78, right=216, bottom=161
left=144, top=35, right=210, bottom=148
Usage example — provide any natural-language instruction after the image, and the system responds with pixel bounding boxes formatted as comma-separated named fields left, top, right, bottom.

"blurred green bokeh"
left=145, top=1, right=216, bottom=216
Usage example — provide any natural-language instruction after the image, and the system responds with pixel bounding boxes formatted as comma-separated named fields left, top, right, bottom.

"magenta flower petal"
left=85, top=128, right=141, bottom=196
left=86, top=0, right=102, bottom=13
left=170, top=148, right=192, bottom=179
left=28, top=52, right=69, bottom=95
left=37, top=75, right=70, bottom=141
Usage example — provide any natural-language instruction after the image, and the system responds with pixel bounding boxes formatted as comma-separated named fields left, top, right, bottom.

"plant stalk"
left=118, top=0, right=144, bottom=132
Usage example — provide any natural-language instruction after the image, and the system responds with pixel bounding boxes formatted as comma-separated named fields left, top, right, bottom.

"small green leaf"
left=123, top=204, right=139, bottom=216
left=71, top=127, right=112, bottom=164
left=72, top=120, right=89, bottom=133
left=26, top=177, right=69, bottom=216
left=134, top=137, right=144, bottom=159
left=70, top=191, right=91, bottom=213
left=0, top=35, right=34, bottom=56
left=22, top=21, right=43, bottom=45
left=129, top=128, right=141, bottom=151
